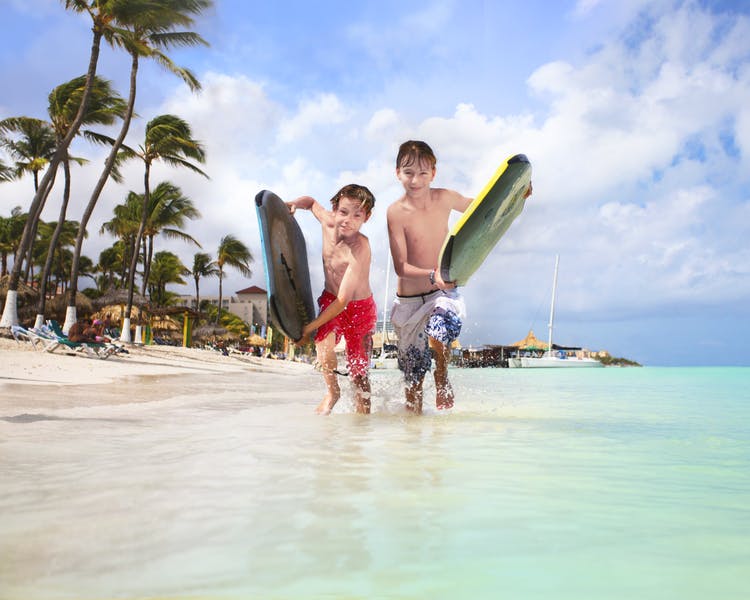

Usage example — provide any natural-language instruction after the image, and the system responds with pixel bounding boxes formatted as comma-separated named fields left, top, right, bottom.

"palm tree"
left=0, top=0, right=115, bottom=328
left=215, top=235, right=253, bottom=325
left=34, top=219, right=81, bottom=295
left=100, top=193, right=143, bottom=286
left=147, top=250, right=189, bottom=307
left=65, top=0, right=212, bottom=333
left=96, top=243, right=126, bottom=292
left=33, top=75, right=126, bottom=327
left=0, top=117, right=58, bottom=283
left=138, top=181, right=201, bottom=298
left=0, top=207, right=26, bottom=277
left=118, top=115, right=207, bottom=341
left=191, top=252, right=218, bottom=312
left=0, top=117, right=56, bottom=191
left=0, top=159, right=13, bottom=182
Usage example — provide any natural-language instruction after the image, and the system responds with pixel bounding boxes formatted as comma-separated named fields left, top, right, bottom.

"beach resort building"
left=175, top=285, right=268, bottom=330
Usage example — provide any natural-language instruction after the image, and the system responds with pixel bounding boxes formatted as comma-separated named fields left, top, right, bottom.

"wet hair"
left=396, top=140, right=437, bottom=169
left=330, top=183, right=375, bottom=214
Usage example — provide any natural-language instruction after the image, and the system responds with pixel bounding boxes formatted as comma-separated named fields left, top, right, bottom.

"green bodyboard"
left=438, top=154, right=531, bottom=286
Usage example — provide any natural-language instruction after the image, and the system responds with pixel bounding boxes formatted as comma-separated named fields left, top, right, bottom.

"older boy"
left=288, top=184, right=377, bottom=415
left=386, top=141, right=472, bottom=414
left=388, top=141, right=532, bottom=413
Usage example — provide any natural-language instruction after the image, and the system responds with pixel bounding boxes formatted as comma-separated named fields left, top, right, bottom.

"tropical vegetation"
left=0, top=1, right=264, bottom=346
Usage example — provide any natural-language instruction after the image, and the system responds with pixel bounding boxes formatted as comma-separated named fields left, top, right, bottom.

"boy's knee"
left=351, top=373, right=369, bottom=387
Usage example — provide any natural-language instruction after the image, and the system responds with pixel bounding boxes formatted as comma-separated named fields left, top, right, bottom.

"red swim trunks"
left=314, top=290, right=377, bottom=378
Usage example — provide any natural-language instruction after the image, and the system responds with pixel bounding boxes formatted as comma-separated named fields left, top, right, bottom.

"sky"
left=1, top=0, right=749, bottom=366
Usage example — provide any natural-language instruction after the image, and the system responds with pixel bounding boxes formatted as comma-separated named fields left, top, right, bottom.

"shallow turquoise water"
left=1, top=367, right=749, bottom=599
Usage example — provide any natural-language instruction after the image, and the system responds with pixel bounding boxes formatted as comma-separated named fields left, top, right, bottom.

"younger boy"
left=288, top=184, right=377, bottom=415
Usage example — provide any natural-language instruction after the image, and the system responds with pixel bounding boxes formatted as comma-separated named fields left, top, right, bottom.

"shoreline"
left=0, top=338, right=314, bottom=395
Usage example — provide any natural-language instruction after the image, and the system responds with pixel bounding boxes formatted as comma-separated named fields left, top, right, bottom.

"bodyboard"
left=438, top=154, right=531, bottom=286
left=255, top=190, right=316, bottom=341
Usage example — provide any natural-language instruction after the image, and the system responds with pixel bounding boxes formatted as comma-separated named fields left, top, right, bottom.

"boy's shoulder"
left=346, top=231, right=371, bottom=259
left=354, top=231, right=371, bottom=251
left=388, top=188, right=452, bottom=215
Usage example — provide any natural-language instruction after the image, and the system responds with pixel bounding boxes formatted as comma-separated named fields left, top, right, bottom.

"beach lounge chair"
left=10, top=324, right=61, bottom=352
left=10, top=324, right=33, bottom=345
left=42, top=320, right=117, bottom=360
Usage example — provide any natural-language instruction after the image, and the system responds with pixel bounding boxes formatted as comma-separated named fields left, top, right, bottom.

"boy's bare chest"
left=322, top=242, right=352, bottom=275
left=401, top=208, right=449, bottom=245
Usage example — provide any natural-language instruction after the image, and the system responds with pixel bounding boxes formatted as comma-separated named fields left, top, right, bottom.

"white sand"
left=0, top=335, right=315, bottom=391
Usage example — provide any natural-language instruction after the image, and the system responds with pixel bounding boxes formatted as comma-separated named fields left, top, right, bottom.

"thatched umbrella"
left=93, top=304, right=127, bottom=322
left=151, top=314, right=181, bottom=339
left=0, top=275, right=38, bottom=302
left=245, top=333, right=267, bottom=346
left=512, top=329, right=549, bottom=350
left=0, top=275, right=39, bottom=323
left=93, top=287, right=149, bottom=309
left=47, top=292, right=93, bottom=322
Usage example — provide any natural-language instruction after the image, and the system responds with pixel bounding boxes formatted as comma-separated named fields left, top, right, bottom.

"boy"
left=387, top=140, right=532, bottom=414
left=386, top=141, right=471, bottom=414
left=288, top=184, right=377, bottom=415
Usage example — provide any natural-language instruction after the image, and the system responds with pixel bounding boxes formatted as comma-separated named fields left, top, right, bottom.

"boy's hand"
left=524, top=181, right=533, bottom=199
left=295, top=323, right=315, bottom=346
left=287, top=196, right=315, bottom=215
left=433, top=268, right=456, bottom=290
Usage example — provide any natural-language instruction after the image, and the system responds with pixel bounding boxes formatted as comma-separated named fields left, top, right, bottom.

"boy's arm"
left=296, top=242, right=371, bottom=344
left=446, top=188, right=473, bottom=213
left=286, top=195, right=330, bottom=223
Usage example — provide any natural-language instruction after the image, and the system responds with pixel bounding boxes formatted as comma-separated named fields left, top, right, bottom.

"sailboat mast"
left=547, top=254, right=560, bottom=354
left=381, top=255, right=391, bottom=343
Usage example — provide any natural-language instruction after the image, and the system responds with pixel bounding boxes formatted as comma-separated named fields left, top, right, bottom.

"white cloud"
left=277, top=94, right=350, bottom=144
left=160, top=72, right=281, bottom=165
left=364, top=108, right=404, bottom=142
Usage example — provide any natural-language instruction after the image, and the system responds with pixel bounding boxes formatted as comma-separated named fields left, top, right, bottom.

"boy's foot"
left=436, top=397, right=454, bottom=410
left=436, top=381, right=454, bottom=410
left=315, top=394, right=337, bottom=415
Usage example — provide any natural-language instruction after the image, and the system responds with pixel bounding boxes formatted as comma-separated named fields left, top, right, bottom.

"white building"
left=175, top=285, right=268, bottom=329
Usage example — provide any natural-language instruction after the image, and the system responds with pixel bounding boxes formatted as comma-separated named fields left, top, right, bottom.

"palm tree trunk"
left=1, top=27, right=102, bottom=329
left=194, top=276, right=200, bottom=312
left=35, top=157, right=72, bottom=328
left=122, top=234, right=134, bottom=285
left=141, top=235, right=155, bottom=298
left=137, top=235, right=149, bottom=322
left=23, top=166, right=58, bottom=284
left=124, top=160, right=151, bottom=336
left=65, top=52, right=139, bottom=333
left=217, top=269, right=224, bottom=325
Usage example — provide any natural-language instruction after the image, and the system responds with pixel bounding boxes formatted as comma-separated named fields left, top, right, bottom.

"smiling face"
left=334, top=195, right=371, bottom=238
left=396, top=158, right=436, bottom=198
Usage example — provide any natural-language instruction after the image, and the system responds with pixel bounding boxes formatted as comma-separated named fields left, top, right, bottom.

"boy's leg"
left=345, top=331, right=373, bottom=414
left=405, top=378, right=425, bottom=414
left=315, top=332, right=340, bottom=415
left=429, top=337, right=454, bottom=410
left=351, top=374, right=371, bottom=414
